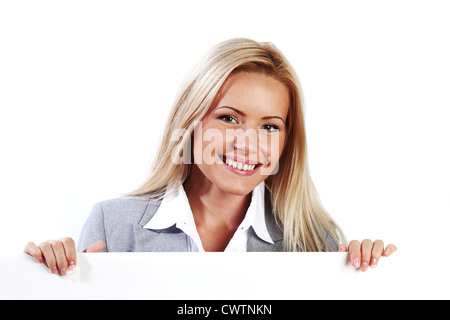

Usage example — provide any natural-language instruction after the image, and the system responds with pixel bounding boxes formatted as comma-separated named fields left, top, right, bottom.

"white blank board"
left=0, top=251, right=444, bottom=300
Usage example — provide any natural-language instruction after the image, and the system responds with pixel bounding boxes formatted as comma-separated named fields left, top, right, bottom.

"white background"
left=1, top=1, right=449, bottom=299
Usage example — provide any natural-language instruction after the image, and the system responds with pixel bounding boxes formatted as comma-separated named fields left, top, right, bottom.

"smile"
left=220, top=155, right=262, bottom=176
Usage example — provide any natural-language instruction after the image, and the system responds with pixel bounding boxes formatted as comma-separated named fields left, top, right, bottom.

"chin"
left=216, top=177, right=260, bottom=197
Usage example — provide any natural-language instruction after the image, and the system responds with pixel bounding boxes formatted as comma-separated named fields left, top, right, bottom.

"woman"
left=24, top=38, right=396, bottom=275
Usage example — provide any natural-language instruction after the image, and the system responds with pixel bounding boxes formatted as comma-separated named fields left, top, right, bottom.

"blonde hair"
left=130, top=38, right=347, bottom=251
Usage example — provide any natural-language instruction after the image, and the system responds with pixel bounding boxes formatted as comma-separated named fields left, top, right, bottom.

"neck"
left=183, top=167, right=252, bottom=229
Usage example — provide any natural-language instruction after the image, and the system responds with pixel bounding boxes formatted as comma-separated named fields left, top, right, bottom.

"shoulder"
left=79, top=195, right=163, bottom=252
left=93, top=196, right=162, bottom=226
left=99, top=196, right=154, bottom=215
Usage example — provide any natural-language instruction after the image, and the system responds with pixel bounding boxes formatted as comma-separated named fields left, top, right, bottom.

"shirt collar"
left=143, top=182, right=274, bottom=244
left=142, top=183, right=194, bottom=231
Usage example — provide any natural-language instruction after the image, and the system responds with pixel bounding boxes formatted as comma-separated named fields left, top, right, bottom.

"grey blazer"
left=78, top=190, right=338, bottom=252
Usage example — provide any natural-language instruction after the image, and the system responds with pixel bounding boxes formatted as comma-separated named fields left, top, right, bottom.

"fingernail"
left=38, top=257, right=45, bottom=264
left=361, top=262, right=369, bottom=272
left=385, top=248, right=392, bottom=256
left=60, top=268, right=67, bottom=276
left=353, top=258, right=360, bottom=269
left=370, top=258, right=378, bottom=267
left=51, top=267, right=58, bottom=274
left=68, top=261, right=76, bottom=271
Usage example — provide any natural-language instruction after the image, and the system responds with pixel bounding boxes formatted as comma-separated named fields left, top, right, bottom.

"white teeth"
left=224, top=157, right=256, bottom=171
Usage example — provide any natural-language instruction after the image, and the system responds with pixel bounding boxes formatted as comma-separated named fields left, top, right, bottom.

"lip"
left=219, top=154, right=262, bottom=176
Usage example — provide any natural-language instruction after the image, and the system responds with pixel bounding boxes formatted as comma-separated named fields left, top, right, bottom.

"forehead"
left=211, top=72, right=290, bottom=119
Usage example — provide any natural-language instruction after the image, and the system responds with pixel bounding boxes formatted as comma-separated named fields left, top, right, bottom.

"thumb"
left=84, top=241, right=106, bottom=253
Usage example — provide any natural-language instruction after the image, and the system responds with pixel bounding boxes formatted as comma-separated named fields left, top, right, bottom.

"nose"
left=233, top=128, right=258, bottom=155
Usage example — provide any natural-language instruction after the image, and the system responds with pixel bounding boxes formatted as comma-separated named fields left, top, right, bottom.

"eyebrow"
left=217, top=106, right=285, bottom=124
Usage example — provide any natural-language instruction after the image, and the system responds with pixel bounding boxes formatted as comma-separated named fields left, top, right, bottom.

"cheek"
left=192, top=134, right=203, bottom=165
left=193, top=124, right=226, bottom=165
left=259, top=134, right=286, bottom=176
left=260, top=134, right=285, bottom=160
left=275, top=133, right=286, bottom=158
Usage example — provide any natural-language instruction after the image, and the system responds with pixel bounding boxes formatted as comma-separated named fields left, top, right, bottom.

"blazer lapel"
left=133, top=199, right=189, bottom=252
left=247, top=188, right=284, bottom=252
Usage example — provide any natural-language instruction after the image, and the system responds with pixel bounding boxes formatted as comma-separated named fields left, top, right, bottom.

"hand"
left=338, top=239, right=397, bottom=272
left=24, top=238, right=106, bottom=276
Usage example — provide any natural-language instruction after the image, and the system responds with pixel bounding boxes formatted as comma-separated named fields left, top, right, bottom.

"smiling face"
left=188, top=71, right=290, bottom=196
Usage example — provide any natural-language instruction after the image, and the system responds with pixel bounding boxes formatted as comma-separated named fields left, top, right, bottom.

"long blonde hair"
left=130, top=38, right=347, bottom=251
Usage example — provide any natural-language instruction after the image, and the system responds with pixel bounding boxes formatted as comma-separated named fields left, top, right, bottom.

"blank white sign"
left=0, top=251, right=443, bottom=300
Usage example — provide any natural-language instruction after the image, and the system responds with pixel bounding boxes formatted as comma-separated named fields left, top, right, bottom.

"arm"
left=78, top=202, right=108, bottom=253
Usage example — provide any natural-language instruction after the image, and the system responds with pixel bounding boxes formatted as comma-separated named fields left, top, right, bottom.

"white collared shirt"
left=143, top=182, right=274, bottom=251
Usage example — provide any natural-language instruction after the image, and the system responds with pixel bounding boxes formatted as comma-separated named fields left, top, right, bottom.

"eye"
left=218, top=115, right=238, bottom=124
left=261, top=124, right=280, bottom=132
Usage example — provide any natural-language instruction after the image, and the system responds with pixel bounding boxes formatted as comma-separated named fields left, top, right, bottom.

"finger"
left=60, top=237, right=77, bottom=270
left=338, top=244, right=347, bottom=252
left=39, top=242, right=58, bottom=274
left=84, top=241, right=106, bottom=253
left=24, top=242, right=45, bottom=264
left=370, top=240, right=384, bottom=268
left=360, top=239, right=373, bottom=272
left=348, top=240, right=361, bottom=269
left=383, top=244, right=397, bottom=257
left=50, top=240, right=69, bottom=276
